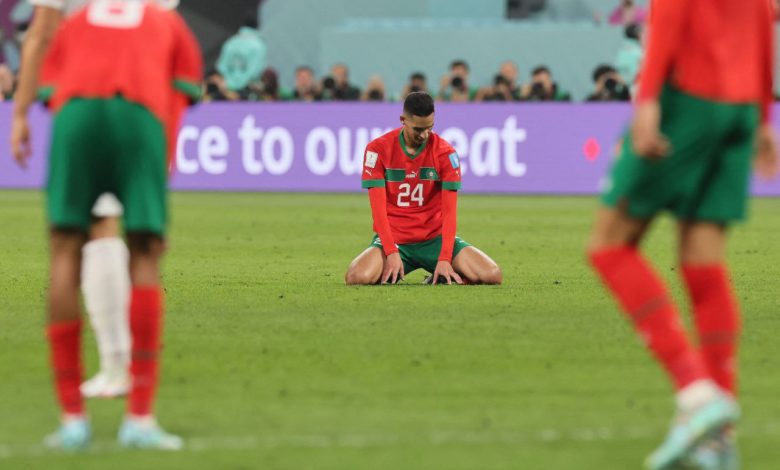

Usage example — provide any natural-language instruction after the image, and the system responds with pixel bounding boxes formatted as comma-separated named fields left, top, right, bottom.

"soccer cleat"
left=44, top=417, right=91, bottom=451
left=684, top=430, right=740, bottom=470
left=644, top=395, right=739, bottom=470
left=80, top=371, right=130, bottom=398
left=118, top=417, right=184, bottom=450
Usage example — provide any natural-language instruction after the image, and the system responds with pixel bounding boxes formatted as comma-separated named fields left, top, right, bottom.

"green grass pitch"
left=1, top=190, right=779, bottom=469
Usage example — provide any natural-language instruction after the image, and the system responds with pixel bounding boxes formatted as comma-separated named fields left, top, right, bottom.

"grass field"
left=1, top=190, right=779, bottom=470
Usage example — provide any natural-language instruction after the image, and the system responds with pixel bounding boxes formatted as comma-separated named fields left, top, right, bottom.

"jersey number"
left=397, top=183, right=424, bottom=207
left=87, top=0, right=145, bottom=29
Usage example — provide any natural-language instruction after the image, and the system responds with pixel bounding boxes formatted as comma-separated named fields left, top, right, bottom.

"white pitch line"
left=1, top=423, right=779, bottom=459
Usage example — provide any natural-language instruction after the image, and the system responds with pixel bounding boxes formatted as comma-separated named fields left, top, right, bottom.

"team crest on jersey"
left=448, top=152, right=460, bottom=169
left=365, top=151, right=378, bottom=168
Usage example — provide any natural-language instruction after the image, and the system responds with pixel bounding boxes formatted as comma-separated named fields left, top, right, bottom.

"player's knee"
left=127, top=232, right=166, bottom=258
left=482, top=265, right=503, bottom=285
left=344, top=268, right=377, bottom=285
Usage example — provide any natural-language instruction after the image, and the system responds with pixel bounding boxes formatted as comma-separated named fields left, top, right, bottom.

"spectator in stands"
left=476, top=61, right=521, bottom=101
left=292, top=65, right=320, bottom=101
left=253, top=68, right=281, bottom=101
left=519, top=66, right=571, bottom=102
left=0, top=64, right=15, bottom=101
left=203, top=70, right=239, bottom=102
left=400, top=72, right=428, bottom=98
left=585, top=64, right=631, bottom=102
left=216, top=15, right=267, bottom=93
left=608, top=0, right=647, bottom=26
left=438, top=59, right=477, bottom=102
left=615, top=23, right=643, bottom=92
left=321, top=63, right=361, bottom=101
left=361, top=74, right=386, bottom=102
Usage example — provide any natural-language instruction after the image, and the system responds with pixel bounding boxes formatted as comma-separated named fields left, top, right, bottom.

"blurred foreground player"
left=14, top=0, right=202, bottom=450
left=345, top=92, right=502, bottom=285
left=10, top=0, right=177, bottom=399
left=587, top=1, right=777, bottom=468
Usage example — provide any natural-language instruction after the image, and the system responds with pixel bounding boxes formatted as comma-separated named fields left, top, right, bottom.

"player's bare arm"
left=11, top=6, right=62, bottom=167
left=755, top=124, right=780, bottom=179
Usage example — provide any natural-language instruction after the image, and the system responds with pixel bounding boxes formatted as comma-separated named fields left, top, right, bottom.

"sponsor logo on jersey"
left=365, top=151, right=379, bottom=168
left=406, top=171, right=417, bottom=179
left=364, top=169, right=373, bottom=176
left=448, top=152, right=460, bottom=169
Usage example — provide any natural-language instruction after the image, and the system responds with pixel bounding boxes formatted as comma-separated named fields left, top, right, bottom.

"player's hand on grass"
left=631, top=100, right=670, bottom=160
left=11, top=114, right=32, bottom=168
left=381, top=252, right=404, bottom=285
left=755, top=124, right=780, bottom=180
left=432, top=261, right=463, bottom=285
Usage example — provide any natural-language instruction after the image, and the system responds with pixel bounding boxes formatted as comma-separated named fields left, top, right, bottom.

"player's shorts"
left=370, top=234, right=472, bottom=274
left=47, top=96, right=168, bottom=235
left=601, top=85, right=759, bottom=224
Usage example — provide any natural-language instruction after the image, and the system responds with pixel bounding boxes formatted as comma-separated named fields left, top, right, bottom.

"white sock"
left=676, top=379, right=721, bottom=412
left=81, top=238, right=131, bottom=378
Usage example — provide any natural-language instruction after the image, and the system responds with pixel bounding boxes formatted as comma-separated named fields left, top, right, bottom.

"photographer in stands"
left=400, top=72, right=429, bottom=98
left=476, top=61, right=521, bottom=101
left=519, top=66, right=571, bottom=102
left=292, top=66, right=320, bottom=101
left=321, top=63, right=361, bottom=101
left=585, top=64, right=631, bottom=102
left=438, top=60, right=477, bottom=102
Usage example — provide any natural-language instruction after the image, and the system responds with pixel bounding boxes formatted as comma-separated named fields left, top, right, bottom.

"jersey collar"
left=399, top=129, right=428, bottom=160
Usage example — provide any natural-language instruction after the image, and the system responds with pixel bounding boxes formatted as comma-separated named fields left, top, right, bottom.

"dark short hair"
left=592, top=64, right=616, bottom=83
left=532, top=66, right=550, bottom=76
left=403, top=92, right=435, bottom=117
left=450, top=60, right=469, bottom=71
left=410, top=72, right=426, bottom=82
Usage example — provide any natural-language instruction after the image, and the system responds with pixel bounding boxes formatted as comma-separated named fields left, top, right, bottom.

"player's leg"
left=80, top=199, right=131, bottom=399
left=451, top=246, right=502, bottom=285
left=118, top=232, right=181, bottom=450
left=107, top=95, right=181, bottom=449
left=679, top=223, right=738, bottom=393
left=42, top=99, right=103, bottom=450
left=45, top=229, right=92, bottom=450
left=589, top=208, right=734, bottom=470
left=345, top=246, right=385, bottom=285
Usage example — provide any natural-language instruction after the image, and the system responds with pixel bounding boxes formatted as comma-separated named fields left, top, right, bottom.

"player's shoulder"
left=367, top=128, right=400, bottom=152
left=429, top=131, right=456, bottom=155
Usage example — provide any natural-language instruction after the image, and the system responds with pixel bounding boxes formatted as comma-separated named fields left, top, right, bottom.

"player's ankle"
left=676, top=379, right=721, bottom=412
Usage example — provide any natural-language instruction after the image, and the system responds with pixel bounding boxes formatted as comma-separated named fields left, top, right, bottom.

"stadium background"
left=2, top=1, right=780, bottom=469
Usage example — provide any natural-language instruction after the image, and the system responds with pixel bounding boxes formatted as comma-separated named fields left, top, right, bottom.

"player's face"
left=401, top=113, right=434, bottom=147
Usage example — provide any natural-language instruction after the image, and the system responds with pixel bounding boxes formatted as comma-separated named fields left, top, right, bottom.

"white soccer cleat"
left=80, top=371, right=130, bottom=398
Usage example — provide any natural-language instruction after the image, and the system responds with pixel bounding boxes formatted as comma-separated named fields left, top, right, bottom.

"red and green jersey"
left=361, top=128, right=461, bottom=244
left=637, top=0, right=775, bottom=122
left=39, top=0, right=202, bottom=157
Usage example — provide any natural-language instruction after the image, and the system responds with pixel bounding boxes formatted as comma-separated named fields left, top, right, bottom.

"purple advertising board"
left=2, top=102, right=780, bottom=195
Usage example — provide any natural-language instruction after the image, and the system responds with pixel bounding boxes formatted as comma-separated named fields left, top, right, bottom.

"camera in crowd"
left=586, top=64, right=631, bottom=102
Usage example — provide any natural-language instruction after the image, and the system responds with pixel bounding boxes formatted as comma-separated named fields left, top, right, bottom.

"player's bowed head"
left=400, top=92, right=435, bottom=150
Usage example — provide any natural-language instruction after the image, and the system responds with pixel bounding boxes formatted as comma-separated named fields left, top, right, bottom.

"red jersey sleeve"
left=361, top=143, right=386, bottom=189
left=437, top=139, right=462, bottom=191
left=170, top=11, right=203, bottom=103
left=636, top=0, right=690, bottom=103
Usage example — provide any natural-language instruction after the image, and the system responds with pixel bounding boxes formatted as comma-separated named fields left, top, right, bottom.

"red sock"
left=128, top=286, right=163, bottom=416
left=589, top=246, right=708, bottom=390
left=47, top=320, right=84, bottom=415
left=682, top=265, right=740, bottom=395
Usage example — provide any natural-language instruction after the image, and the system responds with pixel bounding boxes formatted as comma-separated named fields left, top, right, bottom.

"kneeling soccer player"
left=587, top=1, right=777, bottom=468
left=345, top=92, right=502, bottom=285
left=14, top=0, right=202, bottom=451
